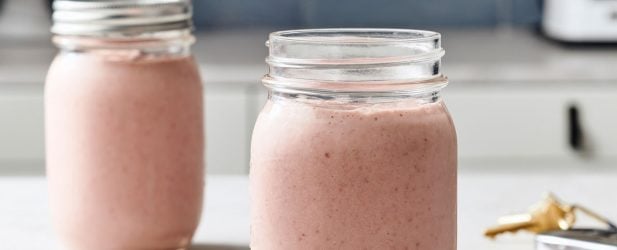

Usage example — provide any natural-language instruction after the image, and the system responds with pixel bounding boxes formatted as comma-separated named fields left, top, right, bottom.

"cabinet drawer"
left=445, top=83, right=617, bottom=161
left=206, top=85, right=251, bottom=174
left=0, top=87, right=44, bottom=162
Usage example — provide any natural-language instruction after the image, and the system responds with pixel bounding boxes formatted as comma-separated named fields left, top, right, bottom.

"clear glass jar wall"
left=250, top=29, right=457, bottom=249
left=45, top=1, right=204, bottom=249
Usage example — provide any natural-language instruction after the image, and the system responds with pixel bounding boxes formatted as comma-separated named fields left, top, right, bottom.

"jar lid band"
left=51, top=0, right=193, bottom=36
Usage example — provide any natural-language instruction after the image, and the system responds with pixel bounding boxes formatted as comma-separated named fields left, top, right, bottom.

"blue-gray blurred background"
left=192, top=0, right=542, bottom=29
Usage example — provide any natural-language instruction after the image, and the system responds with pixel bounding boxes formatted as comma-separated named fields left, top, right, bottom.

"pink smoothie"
left=45, top=52, right=204, bottom=249
left=250, top=98, right=457, bottom=249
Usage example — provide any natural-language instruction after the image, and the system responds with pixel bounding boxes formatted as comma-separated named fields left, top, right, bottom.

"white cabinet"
left=566, top=87, right=617, bottom=158
left=205, top=84, right=253, bottom=174
left=1, top=81, right=617, bottom=173
left=0, top=85, right=44, bottom=168
left=445, top=83, right=617, bottom=164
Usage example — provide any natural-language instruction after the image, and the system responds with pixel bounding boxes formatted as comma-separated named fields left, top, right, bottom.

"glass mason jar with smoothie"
left=250, top=29, right=457, bottom=249
left=45, top=0, right=204, bottom=249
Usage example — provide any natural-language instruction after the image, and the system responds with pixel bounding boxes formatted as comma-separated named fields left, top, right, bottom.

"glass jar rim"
left=267, top=28, right=443, bottom=65
left=269, top=28, right=441, bottom=45
left=264, top=28, right=446, bottom=92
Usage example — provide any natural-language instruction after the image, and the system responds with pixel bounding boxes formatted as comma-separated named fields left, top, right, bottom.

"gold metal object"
left=485, top=193, right=617, bottom=238
left=485, top=193, right=576, bottom=238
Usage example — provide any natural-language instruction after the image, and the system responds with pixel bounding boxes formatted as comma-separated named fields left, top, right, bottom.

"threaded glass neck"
left=264, top=28, right=447, bottom=96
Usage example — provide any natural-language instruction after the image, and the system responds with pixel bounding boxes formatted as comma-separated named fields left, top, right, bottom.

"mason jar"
left=250, top=29, right=457, bottom=249
left=45, top=1, right=204, bottom=249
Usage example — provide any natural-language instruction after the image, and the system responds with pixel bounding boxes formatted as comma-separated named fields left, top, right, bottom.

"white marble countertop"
left=3, top=28, right=617, bottom=87
left=2, top=166, right=617, bottom=250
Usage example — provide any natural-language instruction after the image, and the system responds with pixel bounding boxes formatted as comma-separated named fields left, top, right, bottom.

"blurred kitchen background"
left=1, top=0, right=617, bottom=175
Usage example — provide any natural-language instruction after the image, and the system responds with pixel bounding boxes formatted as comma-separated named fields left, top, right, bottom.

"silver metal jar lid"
left=536, top=229, right=617, bottom=250
left=51, top=0, right=193, bottom=36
